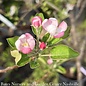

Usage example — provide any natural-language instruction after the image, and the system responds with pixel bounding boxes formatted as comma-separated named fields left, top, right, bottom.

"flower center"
left=22, top=42, right=29, bottom=47
left=54, top=28, right=61, bottom=35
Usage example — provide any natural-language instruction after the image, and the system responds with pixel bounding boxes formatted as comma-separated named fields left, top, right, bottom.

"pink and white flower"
left=32, top=16, right=42, bottom=28
left=15, top=33, right=35, bottom=54
left=42, top=18, right=67, bottom=38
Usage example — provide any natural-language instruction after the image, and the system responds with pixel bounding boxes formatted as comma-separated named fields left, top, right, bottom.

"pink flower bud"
left=42, top=18, right=67, bottom=38
left=32, top=16, right=42, bottom=28
left=39, top=42, right=46, bottom=50
left=47, top=58, right=53, bottom=65
left=15, top=33, right=35, bottom=54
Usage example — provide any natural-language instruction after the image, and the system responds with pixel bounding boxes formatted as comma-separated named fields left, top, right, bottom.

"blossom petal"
left=27, top=38, right=35, bottom=50
left=15, top=39, right=21, bottom=51
left=19, top=34, right=26, bottom=39
left=46, top=25, right=57, bottom=35
left=19, top=34, right=26, bottom=43
left=42, top=18, right=58, bottom=35
left=20, top=47, right=32, bottom=54
left=54, top=31, right=64, bottom=38
left=42, top=19, right=49, bottom=30
left=25, top=33, right=35, bottom=50
left=49, top=18, right=58, bottom=27
left=25, top=33, right=33, bottom=39
left=58, top=21, right=67, bottom=32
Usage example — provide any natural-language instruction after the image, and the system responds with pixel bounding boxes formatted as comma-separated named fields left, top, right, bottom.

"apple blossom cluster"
left=15, top=16, right=67, bottom=65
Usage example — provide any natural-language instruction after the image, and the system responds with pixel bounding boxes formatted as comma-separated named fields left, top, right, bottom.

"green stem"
left=36, top=28, right=40, bottom=50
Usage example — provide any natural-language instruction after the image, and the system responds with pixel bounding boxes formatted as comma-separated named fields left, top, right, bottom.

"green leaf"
left=62, top=27, right=70, bottom=39
left=30, top=60, right=40, bottom=69
left=11, top=50, right=21, bottom=64
left=40, top=47, right=51, bottom=55
left=32, top=26, right=42, bottom=36
left=48, top=38, right=62, bottom=46
left=17, top=53, right=31, bottom=67
left=42, top=33, right=50, bottom=42
left=32, top=26, right=37, bottom=35
left=56, top=66, right=66, bottom=74
left=50, top=44, right=79, bottom=59
left=38, top=26, right=42, bottom=35
left=36, top=13, right=44, bottom=20
left=38, top=57, right=46, bottom=65
left=7, top=36, right=19, bottom=49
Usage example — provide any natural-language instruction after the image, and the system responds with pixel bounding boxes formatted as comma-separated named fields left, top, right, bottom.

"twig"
left=36, top=72, right=49, bottom=83
left=45, top=1, right=60, bottom=12
left=0, top=65, right=19, bottom=73
left=69, top=11, right=78, bottom=48
left=76, top=0, right=82, bottom=8
left=0, top=14, right=17, bottom=30
left=75, top=0, right=86, bottom=21
left=76, top=39, right=86, bottom=86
